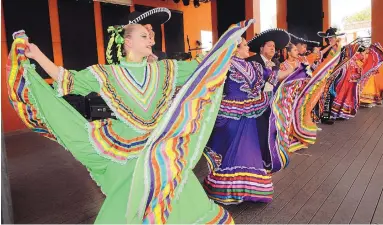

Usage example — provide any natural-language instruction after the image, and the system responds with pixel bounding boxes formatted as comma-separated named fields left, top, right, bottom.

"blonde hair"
left=106, top=23, right=143, bottom=64
left=123, top=23, right=142, bottom=39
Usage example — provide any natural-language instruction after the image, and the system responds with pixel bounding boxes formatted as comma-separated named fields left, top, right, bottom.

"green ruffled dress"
left=7, top=20, right=254, bottom=224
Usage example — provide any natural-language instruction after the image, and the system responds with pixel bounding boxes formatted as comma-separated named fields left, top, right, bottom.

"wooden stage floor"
left=4, top=106, right=383, bottom=224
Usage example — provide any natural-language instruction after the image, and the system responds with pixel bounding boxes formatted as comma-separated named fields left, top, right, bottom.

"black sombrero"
left=289, top=33, right=320, bottom=47
left=119, top=7, right=171, bottom=25
left=317, top=27, right=345, bottom=38
left=247, top=28, right=290, bottom=53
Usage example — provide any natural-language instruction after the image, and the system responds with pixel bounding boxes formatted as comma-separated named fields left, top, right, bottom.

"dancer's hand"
left=23, top=41, right=60, bottom=81
left=24, top=42, right=42, bottom=60
left=147, top=53, right=158, bottom=63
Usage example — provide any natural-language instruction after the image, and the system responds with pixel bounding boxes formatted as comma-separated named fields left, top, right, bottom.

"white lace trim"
left=128, top=7, right=171, bottom=25
left=88, top=66, right=147, bottom=134
left=215, top=165, right=268, bottom=173
left=56, top=66, right=65, bottom=97
left=85, top=122, right=139, bottom=165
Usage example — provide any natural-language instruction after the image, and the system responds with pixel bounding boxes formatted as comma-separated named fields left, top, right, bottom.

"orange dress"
left=360, top=66, right=383, bottom=105
left=332, top=44, right=383, bottom=117
left=331, top=54, right=363, bottom=118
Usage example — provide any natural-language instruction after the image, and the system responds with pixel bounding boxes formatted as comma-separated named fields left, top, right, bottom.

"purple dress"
left=203, top=56, right=284, bottom=205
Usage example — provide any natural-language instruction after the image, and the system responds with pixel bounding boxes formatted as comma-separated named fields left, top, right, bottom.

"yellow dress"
left=360, top=66, right=383, bottom=105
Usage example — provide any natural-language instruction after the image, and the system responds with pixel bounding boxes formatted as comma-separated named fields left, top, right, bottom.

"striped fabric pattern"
left=360, top=43, right=383, bottom=89
left=332, top=43, right=383, bottom=119
left=125, top=20, right=255, bottom=224
left=269, top=65, right=309, bottom=154
left=56, top=68, right=74, bottom=97
left=203, top=147, right=274, bottom=204
left=218, top=92, right=271, bottom=120
left=318, top=44, right=360, bottom=116
left=88, top=60, right=176, bottom=133
left=205, top=205, right=234, bottom=224
left=7, top=38, right=57, bottom=141
left=228, top=60, right=265, bottom=98
left=292, top=47, right=342, bottom=147
left=88, top=119, right=151, bottom=161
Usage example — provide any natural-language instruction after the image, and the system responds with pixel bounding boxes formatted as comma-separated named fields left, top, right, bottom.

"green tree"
left=342, top=8, right=371, bottom=24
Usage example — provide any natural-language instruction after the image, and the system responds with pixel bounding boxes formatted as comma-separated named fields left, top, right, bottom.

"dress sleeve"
left=174, top=54, right=205, bottom=86
left=252, top=61, right=278, bottom=86
left=53, top=66, right=100, bottom=97
left=304, top=52, right=322, bottom=65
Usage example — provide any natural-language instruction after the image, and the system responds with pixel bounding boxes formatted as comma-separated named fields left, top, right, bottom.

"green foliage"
left=342, top=8, right=371, bottom=24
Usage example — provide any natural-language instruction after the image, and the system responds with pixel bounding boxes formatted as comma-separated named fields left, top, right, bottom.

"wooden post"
left=371, top=0, right=383, bottom=44
left=94, top=1, right=106, bottom=64
left=245, top=0, right=261, bottom=40
left=161, top=24, right=166, bottom=52
left=277, top=0, right=288, bottom=30
left=322, top=0, right=331, bottom=45
left=322, top=0, right=331, bottom=31
left=48, top=0, right=63, bottom=66
left=210, top=0, right=218, bottom=44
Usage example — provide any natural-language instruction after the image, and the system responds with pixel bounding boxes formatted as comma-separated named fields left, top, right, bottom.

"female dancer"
left=203, top=34, right=293, bottom=205
left=7, top=7, right=255, bottom=223
left=332, top=43, right=383, bottom=118
left=272, top=40, right=342, bottom=153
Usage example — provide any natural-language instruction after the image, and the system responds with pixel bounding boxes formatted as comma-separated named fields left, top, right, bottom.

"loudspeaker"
left=287, top=0, right=323, bottom=43
left=182, top=0, right=190, bottom=6
left=85, top=93, right=115, bottom=121
left=164, top=10, right=185, bottom=54
left=58, top=0, right=98, bottom=70
left=216, top=0, right=246, bottom=37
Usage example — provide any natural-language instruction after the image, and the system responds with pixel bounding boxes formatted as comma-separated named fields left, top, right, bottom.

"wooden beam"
left=210, top=0, right=218, bottom=44
left=94, top=1, right=106, bottom=64
left=161, top=24, right=166, bottom=52
left=321, top=0, right=331, bottom=45
left=48, top=0, right=63, bottom=66
left=322, top=0, right=331, bottom=31
left=277, top=0, right=288, bottom=30
left=371, top=0, right=383, bottom=44
left=245, top=0, right=260, bottom=40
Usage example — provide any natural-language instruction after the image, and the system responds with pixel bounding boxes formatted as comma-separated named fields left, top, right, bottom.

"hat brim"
left=248, top=29, right=290, bottom=53
left=290, top=33, right=320, bottom=47
left=122, top=7, right=171, bottom=25
left=317, top=31, right=345, bottom=38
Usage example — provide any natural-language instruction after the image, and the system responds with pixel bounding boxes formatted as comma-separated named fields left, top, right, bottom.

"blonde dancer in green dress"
left=6, top=7, right=255, bottom=223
